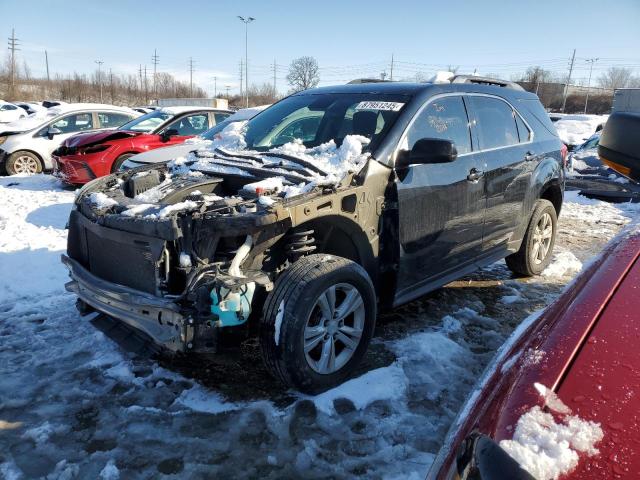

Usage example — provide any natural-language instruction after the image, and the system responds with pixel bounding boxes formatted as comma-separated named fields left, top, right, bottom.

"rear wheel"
left=111, top=153, right=135, bottom=173
left=506, top=199, right=557, bottom=276
left=6, top=151, right=43, bottom=175
left=260, top=254, right=376, bottom=393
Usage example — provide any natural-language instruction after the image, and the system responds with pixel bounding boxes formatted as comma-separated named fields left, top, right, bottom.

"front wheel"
left=6, top=151, right=43, bottom=175
left=260, top=254, right=376, bottom=393
left=506, top=199, right=558, bottom=276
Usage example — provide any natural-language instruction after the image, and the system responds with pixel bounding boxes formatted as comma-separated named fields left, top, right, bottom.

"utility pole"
left=95, top=59, right=104, bottom=103
left=390, top=53, right=394, bottom=81
left=44, top=50, right=50, bottom=97
left=152, top=48, right=159, bottom=101
left=213, top=76, right=217, bottom=98
left=109, top=68, right=114, bottom=104
left=237, top=16, right=255, bottom=107
left=189, top=57, right=194, bottom=97
left=139, top=64, right=144, bottom=101
left=225, top=84, right=231, bottom=98
left=8, top=28, right=20, bottom=98
left=561, top=49, right=576, bottom=113
left=380, top=71, right=388, bottom=81
left=272, top=59, right=277, bottom=95
left=239, top=59, right=244, bottom=99
left=144, top=65, right=148, bottom=104
left=584, top=58, right=599, bottom=114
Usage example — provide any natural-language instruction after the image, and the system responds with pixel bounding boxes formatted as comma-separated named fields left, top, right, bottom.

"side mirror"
left=397, top=138, right=457, bottom=169
left=456, top=434, right=535, bottom=480
left=46, top=126, right=63, bottom=140
left=160, top=128, right=179, bottom=142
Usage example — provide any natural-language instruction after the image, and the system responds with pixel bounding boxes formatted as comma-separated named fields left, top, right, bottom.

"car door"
left=394, top=95, right=487, bottom=305
left=152, top=113, right=212, bottom=148
left=467, top=96, right=534, bottom=256
left=33, top=112, right=96, bottom=161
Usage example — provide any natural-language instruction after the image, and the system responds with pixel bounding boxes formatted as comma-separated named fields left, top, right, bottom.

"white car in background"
left=0, top=101, right=27, bottom=123
left=121, top=105, right=269, bottom=170
left=15, top=102, right=48, bottom=116
left=0, top=104, right=139, bottom=175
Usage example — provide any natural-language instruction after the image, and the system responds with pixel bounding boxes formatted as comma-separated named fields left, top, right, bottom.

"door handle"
left=524, top=151, right=536, bottom=161
left=467, top=168, right=484, bottom=182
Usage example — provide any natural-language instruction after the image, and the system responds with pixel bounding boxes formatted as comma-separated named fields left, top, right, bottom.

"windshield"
left=118, top=110, right=172, bottom=133
left=243, top=93, right=409, bottom=152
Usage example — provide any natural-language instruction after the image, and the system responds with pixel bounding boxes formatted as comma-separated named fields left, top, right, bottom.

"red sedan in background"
left=427, top=225, right=640, bottom=480
left=52, top=106, right=231, bottom=184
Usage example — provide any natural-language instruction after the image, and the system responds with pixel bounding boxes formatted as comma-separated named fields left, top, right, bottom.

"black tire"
left=260, top=254, right=376, bottom=393
left=111, top=153, right=135, bottom=173
left=506, top=199, right=557, bottom=277
left=6, top=151, right=43, bottom=175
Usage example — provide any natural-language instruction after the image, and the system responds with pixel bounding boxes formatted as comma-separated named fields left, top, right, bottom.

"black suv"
left=64, top=77, right=564, bottom=392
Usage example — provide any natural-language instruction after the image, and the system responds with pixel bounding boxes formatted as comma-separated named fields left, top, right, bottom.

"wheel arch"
left=284, top=215, right=378, bottom=286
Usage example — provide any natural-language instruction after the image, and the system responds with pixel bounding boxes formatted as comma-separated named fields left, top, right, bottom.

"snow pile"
left=542, top=251, right=583, bottom=278
left=429, top=71, right=455, bottom=83
left=500, top=385, right=604, bottom=480
left=554, top=115, right=607, bottom=146
left=89, top=192, right=118, bottom=209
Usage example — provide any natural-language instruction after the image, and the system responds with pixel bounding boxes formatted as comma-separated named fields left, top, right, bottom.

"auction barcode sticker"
left=355, top=101, right=404, bottom=111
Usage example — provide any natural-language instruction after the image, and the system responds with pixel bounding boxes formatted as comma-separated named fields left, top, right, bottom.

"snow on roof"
left=158, top=106, right=225, bottom=115
left=0, top=103, right=139, bottom=133
left=226, top=105, right=270, bottom=122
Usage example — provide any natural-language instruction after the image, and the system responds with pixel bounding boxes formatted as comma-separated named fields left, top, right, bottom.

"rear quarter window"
left=518, top=99, right=559, bottom=140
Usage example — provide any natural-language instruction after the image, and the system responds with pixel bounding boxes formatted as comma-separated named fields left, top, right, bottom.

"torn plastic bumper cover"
left=62, top=254, right=193, bottom=352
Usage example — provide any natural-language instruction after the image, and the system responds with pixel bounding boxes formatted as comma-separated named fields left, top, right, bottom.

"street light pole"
left=95, top=60, right=104, bottom=103
left=237, top=16, right=255, bottom=108
left=584, top=58, right=599, bottom=114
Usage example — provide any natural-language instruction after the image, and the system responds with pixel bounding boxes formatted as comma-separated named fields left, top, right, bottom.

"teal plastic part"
left=210, top=282, right=255, bottom=327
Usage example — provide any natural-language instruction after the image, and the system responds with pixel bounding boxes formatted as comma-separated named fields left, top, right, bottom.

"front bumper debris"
left=62, top=254, right=191, bottom=352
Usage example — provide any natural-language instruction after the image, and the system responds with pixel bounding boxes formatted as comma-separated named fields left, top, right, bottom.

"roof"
left=158, top=106, right=232, bottom=115
left=296, top=80, right=537, bottom=100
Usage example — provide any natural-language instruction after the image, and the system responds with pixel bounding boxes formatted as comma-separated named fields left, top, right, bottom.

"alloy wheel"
left=13, top=155, right=39, bottom=174
left=303, top=283, right=365, bottom=374
left=531, top=212, right=553, bottom=265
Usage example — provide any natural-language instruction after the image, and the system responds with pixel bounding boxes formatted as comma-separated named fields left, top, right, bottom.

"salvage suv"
left=63, top=77, right=565, bottom=392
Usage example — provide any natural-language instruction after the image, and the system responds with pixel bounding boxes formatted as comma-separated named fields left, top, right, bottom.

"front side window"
left=404, top=96, right=472, bottom=154
left=98, top=112, right=134, bottom=129
left=243, top=93, right=409, bottom=151
left=118, top=110, right=172, bottom=133
left=51, top=113, right=94, bottom=133
left=162, top=114, right=210, bottom=136
left=473, top=97, right=519, bottom=150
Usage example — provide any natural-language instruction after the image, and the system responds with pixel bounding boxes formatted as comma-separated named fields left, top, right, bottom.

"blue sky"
left=2, top=0, right=639, bottom=96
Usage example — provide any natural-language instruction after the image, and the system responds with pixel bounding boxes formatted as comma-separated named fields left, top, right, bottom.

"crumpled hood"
left=63, top=129, right=145, bottom=148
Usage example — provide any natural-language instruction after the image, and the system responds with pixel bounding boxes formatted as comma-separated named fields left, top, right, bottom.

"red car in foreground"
left=427, top=224, right=640, bottom=480
left=52, top=107, right=231, bottom=184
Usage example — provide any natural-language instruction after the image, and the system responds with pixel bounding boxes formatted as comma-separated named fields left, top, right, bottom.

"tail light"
left=561, top=144, right=568, bottom=169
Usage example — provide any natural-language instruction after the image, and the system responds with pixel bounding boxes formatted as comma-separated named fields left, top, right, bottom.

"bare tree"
left=598, top=67, right=633, bottom=89
left=286, top=56, right=320, bottom=92
left=520, top=66, right=553, bottom=85
left=247, top=82, right=279, bottom=106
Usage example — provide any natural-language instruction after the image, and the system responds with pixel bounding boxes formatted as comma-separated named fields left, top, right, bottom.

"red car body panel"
left=53, top=131, right=192, bottom=184
left=428, top=230, right=640, bottom=480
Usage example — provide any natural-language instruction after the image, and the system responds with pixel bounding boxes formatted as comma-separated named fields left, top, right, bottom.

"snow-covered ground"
left=1, top=175, right=639, bottom=479
left=554, top=114, right=607, bottom=146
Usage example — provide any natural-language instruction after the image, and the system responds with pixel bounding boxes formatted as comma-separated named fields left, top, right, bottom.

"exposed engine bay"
left=63, top=140, right=390, bottom=354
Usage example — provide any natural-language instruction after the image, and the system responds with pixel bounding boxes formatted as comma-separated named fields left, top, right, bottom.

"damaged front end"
left=62, top=155, right=356, bottom=353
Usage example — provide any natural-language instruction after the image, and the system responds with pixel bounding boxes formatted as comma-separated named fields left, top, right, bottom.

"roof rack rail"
left=451, top=75, right=525, bottom=91
left=347, top=78, right=391, bottom=84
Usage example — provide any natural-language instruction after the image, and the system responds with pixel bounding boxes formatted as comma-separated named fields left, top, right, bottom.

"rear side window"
left=405, top=96, right=472, bottom=154
left=51, top=113, right=94, bottom=133
left=214, top=112, right=231, bottom=124
left=98, top=112, right=134, bottom=128
left=472, top=97, right=519, bottom=149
